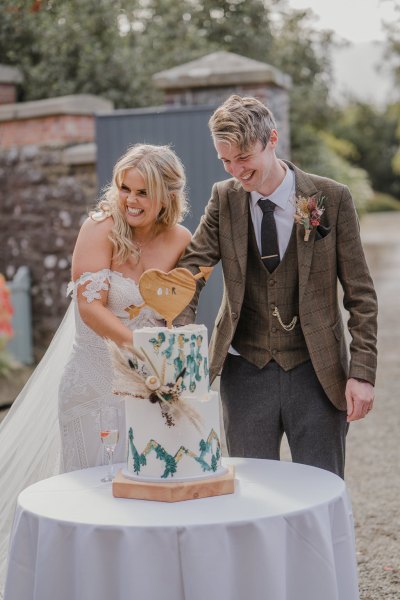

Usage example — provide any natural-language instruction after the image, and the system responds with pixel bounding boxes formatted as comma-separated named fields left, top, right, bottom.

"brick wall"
left=0, top=115, right=95, bottom=147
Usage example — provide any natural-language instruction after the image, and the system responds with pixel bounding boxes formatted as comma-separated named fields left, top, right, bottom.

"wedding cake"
left=111, top=324, right=225, bottom=482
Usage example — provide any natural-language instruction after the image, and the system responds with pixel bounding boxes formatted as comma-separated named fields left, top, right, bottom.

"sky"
left=286, top=0, right=397, bottom=44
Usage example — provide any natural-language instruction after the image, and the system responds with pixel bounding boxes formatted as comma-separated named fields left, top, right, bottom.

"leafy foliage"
left=0, top=1, right=139, bottom=104
left=1, top=1, right=331, bottom=115
left=330, top=102, right=400, bottom=199
left=366, top=192, right=400, bottom=213
left=383, top=0, right=400, bottom=89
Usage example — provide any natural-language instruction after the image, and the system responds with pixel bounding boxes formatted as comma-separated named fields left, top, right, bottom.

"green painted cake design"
left=146, top=332, right=209, bottom=393
left=128, top=427, right=222, bottom=479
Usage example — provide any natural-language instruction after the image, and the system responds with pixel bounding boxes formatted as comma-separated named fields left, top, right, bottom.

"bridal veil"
left=0, top=302, right=75, bottom=595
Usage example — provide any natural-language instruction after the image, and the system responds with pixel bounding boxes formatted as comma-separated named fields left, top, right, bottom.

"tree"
left=0, top=0, right=148, bottom=105
left=383, top=0, right=400, bottom=90
left=330, top=102, right=400, bottom=199
left=266, top=6, right=343, bottom=173
left=0, top=1, right=332, bottom=111
left=187, top=0, right=278, bottom=60
left=3, top=0, right=365, bottom=188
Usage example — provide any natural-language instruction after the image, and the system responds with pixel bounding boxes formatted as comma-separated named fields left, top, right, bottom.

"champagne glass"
left=99, top=406, right=119, bottom=482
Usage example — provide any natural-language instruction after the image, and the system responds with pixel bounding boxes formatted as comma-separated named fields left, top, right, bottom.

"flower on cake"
left=294, top=194, right=326, bottom=241
left=107, top=340, right=203, bottom=431
left=145, top=375, right=161, bottom=391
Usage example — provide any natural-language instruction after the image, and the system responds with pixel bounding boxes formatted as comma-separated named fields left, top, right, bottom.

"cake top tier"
left=110, top=323, right=210, bottom=403
left=133, top=324, right=210, bottom=398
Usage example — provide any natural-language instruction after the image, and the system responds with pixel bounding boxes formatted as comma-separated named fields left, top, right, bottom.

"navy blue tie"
left=258, top=198, right=280, bottom=272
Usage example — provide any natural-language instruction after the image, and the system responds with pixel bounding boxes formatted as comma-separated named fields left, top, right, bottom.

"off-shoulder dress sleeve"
left=66, top=269, right=111, bottom=302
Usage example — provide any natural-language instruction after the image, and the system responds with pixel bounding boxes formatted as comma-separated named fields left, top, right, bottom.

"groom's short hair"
left=209, top=95, right=277, bottom=152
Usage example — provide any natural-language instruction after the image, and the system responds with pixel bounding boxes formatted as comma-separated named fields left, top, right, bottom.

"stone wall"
left=0, top=94, right=110, bottom=359
left=0, top=144, right=97, bottom=359
left=0, top=64, right=23, bottom=106
left=0, top=83, right=17, bottom=105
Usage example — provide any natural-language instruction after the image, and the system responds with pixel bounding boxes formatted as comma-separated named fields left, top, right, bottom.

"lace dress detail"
left=59, top=270, right=164, bottom=472
left=67, top=269, right=111, bottom=303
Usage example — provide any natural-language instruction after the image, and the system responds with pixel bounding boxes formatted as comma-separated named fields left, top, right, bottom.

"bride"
left=0, top=143, right=191, bottom=593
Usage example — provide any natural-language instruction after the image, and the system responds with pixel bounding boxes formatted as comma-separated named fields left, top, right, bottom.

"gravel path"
left=1, top=212, right=399, bottom=598
left=345, top=212, right=400, bottom=599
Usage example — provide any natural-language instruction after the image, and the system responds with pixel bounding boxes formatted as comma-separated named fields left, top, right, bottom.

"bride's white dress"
left=0, top=269, right=163, bottom=595
left=59, top=269, right=164, bottom=471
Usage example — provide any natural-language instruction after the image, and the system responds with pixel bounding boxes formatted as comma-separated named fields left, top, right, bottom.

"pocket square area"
left=315, top=225, right=331, bottom=240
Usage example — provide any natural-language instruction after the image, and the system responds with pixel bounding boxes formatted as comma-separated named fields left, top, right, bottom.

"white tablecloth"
left=5, top=458, right=359, bottom=600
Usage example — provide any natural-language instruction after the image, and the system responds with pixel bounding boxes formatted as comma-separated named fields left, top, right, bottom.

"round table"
left=4, top=458, right=359, bottom=600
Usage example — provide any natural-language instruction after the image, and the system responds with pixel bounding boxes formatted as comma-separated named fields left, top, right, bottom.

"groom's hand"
left=345, top=378, right=375, bottom=422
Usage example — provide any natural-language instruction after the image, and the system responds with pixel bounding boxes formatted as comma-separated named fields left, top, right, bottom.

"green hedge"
left=366, top=193, right=400, bottom=213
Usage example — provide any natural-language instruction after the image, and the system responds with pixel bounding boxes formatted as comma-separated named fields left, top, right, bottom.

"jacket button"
left=271, top=326, right=277, bottom=333
left=271, top=349, right=277, bottom=355
left=232, top=312, right=238, bottom=320
left=269, top=279, right=276, bottom=286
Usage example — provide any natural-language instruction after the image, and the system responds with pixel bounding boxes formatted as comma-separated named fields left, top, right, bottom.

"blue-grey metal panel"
left=96, top=106, right=230, bottom=335
left=8, top=266, right=33, bottom=365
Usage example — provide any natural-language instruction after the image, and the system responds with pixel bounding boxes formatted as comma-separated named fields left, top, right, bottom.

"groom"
left=178, top=95, right=377, bottom=477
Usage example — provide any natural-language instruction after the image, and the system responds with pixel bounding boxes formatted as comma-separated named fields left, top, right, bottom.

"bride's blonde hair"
left=91, top=144, right=188, bottom=264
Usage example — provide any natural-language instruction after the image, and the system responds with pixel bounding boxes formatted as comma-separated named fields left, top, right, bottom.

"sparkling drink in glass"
left=99, top=407, right=119, bottom=482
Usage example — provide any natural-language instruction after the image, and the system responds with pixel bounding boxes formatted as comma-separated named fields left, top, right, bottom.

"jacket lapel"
left=284, top=161, right=320, bottom=303
left=226, top=163, right=324, bottom=299
left=227, top=182, right=249, bottom=279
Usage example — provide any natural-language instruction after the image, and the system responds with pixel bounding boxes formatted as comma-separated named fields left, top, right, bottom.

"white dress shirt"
left=229, top=164, right=296, bottom=355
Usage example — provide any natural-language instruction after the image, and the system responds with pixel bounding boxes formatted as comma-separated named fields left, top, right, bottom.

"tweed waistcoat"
left=231, top=215, right=310, bottom=370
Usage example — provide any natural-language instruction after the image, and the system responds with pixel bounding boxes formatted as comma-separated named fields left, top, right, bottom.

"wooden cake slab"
left=112, top=465, right=235, bottom=502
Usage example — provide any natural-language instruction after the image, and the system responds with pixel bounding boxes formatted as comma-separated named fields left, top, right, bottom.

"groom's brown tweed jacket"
left=177, top=161, right=378, bottom=410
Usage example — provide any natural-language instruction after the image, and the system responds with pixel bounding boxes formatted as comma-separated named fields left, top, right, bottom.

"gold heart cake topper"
left=125, top=266, right=213, bottom=327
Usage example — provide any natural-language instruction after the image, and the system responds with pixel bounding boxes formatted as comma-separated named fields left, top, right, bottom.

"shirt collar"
left=250, top=164, right=294, bottom=210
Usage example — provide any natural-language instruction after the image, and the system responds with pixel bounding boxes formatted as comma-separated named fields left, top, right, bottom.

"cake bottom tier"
left=123, top=390, right=226, bottom=481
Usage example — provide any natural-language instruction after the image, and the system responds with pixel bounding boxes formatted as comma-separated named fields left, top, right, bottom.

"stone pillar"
left=0, top=94, right=112, bottom=357
left=0, top=94, right=112, bottom=147
left=0, top=65, right=23, bottom=105
left=153, top=51, right=292, bottom=158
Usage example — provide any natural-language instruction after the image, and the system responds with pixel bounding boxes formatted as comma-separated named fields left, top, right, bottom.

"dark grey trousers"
left=220, top=355, right=349, bottom=478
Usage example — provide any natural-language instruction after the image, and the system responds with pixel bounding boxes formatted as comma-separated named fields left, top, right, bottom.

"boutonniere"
left=294, top=194, right=326, bottom=241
